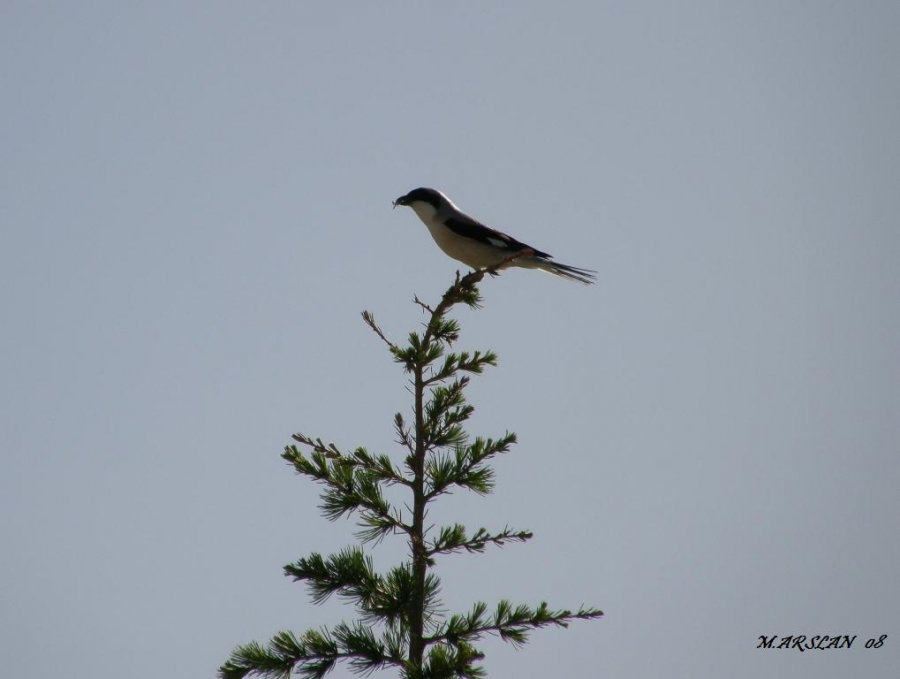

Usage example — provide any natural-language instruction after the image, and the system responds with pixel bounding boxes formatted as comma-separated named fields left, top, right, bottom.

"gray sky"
left=2, top=3, right=898, bottom=678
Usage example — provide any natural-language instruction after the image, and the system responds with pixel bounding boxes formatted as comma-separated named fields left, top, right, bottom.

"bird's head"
left=393, top=187, right=445, bottom=210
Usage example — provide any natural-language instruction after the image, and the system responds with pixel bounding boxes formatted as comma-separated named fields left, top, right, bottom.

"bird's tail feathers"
left=532, top=258, right=597, bottom=285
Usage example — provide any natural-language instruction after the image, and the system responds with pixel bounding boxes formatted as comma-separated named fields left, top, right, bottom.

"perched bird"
left=393, top=187, right=596, bottom=284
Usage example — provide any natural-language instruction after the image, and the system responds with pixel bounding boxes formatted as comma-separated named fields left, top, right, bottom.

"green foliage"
left=220, top=266, right=602, bottom=679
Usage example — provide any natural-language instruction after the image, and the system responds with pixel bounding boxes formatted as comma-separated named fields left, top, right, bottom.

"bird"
left=393, top=187, right=596, bottom=285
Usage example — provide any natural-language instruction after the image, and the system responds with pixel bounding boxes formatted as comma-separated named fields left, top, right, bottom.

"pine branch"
left=423, top=350, right=498, bottom=386
left=283, top=439, right=410, bottom=542
left=361, top=310, right=396, bottom=351
left=284, top=549, right=443, bottom=631
left=219, top=624, right=406, bottom=679
left=426, top=525, right=533, bottom=558
left=392, top=330, right=446, bottom=374
left=425, top=601, right=604, bottom=649
left=289, top=434, right=408, bottom=485
left=413, top=295, right=435, bottom=316
left=394, top=413, right=415, bottom=455
left=421, top=640, right=486, bottom=679
left=422, top=377, right=474, bottom=450
left=426, top=433, right=517, bottom=498
left=284, top=547, right=378, bottom=606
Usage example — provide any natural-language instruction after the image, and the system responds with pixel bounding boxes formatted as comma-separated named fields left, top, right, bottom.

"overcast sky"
left=2, top=3, right=898, bottom=678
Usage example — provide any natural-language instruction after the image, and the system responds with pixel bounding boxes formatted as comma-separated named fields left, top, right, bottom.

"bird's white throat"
left=409, top=201, right=439, bottom=224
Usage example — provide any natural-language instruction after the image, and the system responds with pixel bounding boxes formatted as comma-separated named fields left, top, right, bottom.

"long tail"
left=533, top=258, right=597, bottom=285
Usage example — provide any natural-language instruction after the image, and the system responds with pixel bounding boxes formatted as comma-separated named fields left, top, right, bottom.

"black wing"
left=443, top=214, right=552, bottom=259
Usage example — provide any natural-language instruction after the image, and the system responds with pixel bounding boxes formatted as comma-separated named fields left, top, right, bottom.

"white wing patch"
left=487, top=237, right=511, bottom=249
